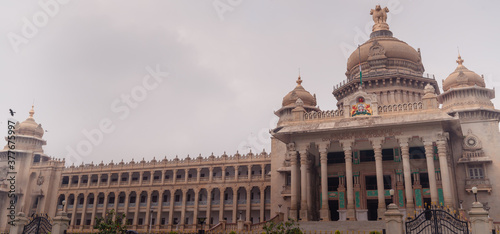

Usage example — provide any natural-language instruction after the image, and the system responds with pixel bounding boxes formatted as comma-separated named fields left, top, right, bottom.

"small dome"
left=17, top=106, right=44, bottom=138
left=282, top=76, right=317, bottom=107
left=442, top=55, right=485, bottom=92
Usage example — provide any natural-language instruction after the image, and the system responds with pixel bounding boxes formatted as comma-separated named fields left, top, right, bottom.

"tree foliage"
left=93, top=209, right=128, bottom=234
left=263, top=218, right=302, bottom=234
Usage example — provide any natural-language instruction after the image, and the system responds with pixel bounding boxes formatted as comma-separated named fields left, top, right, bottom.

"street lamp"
left=389, top=189, right=394, bottom=203
left=197, top=217, right=206, bottom=234
left=62, top=200, right=66, bottom=209
left=471, top=186, right=478, bottom=202
left=278, top=204, right=282, bottom=213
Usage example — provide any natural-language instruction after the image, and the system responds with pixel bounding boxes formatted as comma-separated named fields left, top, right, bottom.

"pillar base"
left=299, top=209, right=309, bottom=221
left=377, top=208, right=387, bottom=220
left=289, top=209, right=298, bottom=221
left=338, top=210, right=347, bottom=221
left=320, top=209, right=330, bottom=221
left=355, top=209, right=368, bottom=221
left=346, top=208, right=356, bottom=221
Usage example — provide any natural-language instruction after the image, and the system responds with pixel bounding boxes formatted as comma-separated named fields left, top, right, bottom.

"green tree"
left=93, top=209, right=128, bottom=234
left=263, top=218, right=302, bottom=234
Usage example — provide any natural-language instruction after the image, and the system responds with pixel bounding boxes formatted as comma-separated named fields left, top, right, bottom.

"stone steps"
left=298, top=221, right=385, bottom=233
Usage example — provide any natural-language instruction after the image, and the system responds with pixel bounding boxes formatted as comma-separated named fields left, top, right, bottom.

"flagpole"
left=358, top=45, right=362, bottom=86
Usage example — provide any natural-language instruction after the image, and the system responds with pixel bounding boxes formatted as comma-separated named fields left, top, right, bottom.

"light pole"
left=278, top=204, right=282, bottom=213
left=471, top=186, right=478, bottom=202
left=389, top=189, right=394, bottom=203
left=197, top=217, right=206, bottom=234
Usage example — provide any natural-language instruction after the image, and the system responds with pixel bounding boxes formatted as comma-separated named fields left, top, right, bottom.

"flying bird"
left=9, top=109, right=15, bottom=116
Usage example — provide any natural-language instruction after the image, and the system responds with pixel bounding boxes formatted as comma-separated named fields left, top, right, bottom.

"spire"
left=296, top=76, right=303, bottom=86
left=456, top=54, right=464, bottom=66
left=29, top=105, right=35, bottom=118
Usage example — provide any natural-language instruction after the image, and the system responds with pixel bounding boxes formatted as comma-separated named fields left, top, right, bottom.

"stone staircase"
left=298, top=221, right=385, bottom=233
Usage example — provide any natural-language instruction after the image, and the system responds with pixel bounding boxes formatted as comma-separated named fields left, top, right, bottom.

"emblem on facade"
left=37, top=173, right=44, bottom=186
left=351, top=97, right=373, bottom=117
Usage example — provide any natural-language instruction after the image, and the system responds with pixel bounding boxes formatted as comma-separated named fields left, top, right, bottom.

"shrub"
left=93, top=209, right=128, bottom=234
left=263, top=218, right=302, bottom=234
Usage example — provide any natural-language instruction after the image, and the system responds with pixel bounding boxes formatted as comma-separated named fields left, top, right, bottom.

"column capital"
left=396, top=136, right=411, bottom=146
left=423, top=140, right=434, bottom=146
left=339, top=140, right=354, bottom=150
left=317, top=142, right=331, bottom=153
left=370, top=137, right=385, bottom=149
left=286, top=143, right=296, bottom=152
left=437, top=132, right=449, bottom=142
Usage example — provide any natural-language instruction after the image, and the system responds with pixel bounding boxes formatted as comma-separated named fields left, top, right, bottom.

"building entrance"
left=329, top=200, right=339, bottom=221
left=367, top=199, right=378, bottom=221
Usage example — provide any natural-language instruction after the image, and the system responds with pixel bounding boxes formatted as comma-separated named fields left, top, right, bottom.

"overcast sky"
left=1, top=1, right=499, bottom=166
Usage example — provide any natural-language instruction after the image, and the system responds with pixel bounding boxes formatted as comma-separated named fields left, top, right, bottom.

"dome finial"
left=456, top=54, right=464, bottom=66
left=29, top=105, right=35, bottom=118
left=296, top=73, right=302, bottom=86
left=370, top=5, right=390, bottom=32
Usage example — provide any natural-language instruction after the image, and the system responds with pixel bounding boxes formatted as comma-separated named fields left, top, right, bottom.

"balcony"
left=186, top=201, right=194, bottom=206
left=458, top=150, right=492, bottom=163
left=237, top=200, right=246, bottom=204
left=174, top=202, right=182, bottom=206
left=224, top=200, right=233, bottom=205
left=151, top=202, right=158, bottom=206
left=199, top=200, right=207, bottom=205
left=465, top=178, right=492, bottom=193
left=139, top=203, right=147, bottom=207
left=225, top=176, right=234, bottom=181
left=60, top=184, right=68, bottom=188
left=251, top=199, right=260, bottom=204
left=212, top=200, right=220, bottom=205
left=107, top=203, right=114, bottom=208
left=129, top=203, right=136, bottom=207
left=162, top=202, right=170, bottom=206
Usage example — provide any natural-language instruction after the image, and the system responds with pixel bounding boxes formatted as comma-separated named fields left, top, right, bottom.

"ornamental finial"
left=370, top=5, right=390, bottom=32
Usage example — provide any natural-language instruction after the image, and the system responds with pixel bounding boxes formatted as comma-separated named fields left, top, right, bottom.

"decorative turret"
left=3, top=106, right=47, bottom=155
left=275, top=76, right=320, bottom=124
left=438, top=55, right=495, bottom=113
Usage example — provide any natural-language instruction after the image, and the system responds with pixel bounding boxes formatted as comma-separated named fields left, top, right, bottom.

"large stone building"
left=1, top=5, right=500, bottom=233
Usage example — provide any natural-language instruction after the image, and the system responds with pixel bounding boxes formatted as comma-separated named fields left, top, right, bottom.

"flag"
left=358, top=45, right=362, bottom=85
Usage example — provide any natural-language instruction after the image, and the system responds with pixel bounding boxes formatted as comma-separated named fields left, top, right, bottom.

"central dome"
left=345, top=30, right=424, bottom=79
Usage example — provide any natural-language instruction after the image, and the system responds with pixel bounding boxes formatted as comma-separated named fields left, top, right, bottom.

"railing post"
left=469, top=202, right=490, bottom=234
left=384, top=204, right=403, bottom=234
left=52, top=211, right=71, bottom=234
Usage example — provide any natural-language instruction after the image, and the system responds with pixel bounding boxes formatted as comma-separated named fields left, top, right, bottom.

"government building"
left=1, top=5, right=500, bottom=233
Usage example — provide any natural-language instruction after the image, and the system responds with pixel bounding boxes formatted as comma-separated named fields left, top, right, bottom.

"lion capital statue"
left=370, top=5, right=390, bottom=31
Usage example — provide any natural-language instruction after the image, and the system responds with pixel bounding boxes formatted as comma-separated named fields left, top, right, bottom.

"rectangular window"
left=382, top=149, right=394, bottom=161
left=360, top=150, right=375, bottom=162
left=163, top=195, right=168, bottom=202
left=327, top=152, right=345, bottom=164
left=469, top=166, right=484, bottom=179
left=328, top=177, right=340, bottom=191
left=409, top=147, right=425, bottom=159
left=138, top=218, right=143, bottom=225
left=176, top=175, right=181, bottom=179
left=365, top=176, right=377, bottom=190
left=420, top=173, right=430, bottom=188
left=175, top=195, right=180, bottom=202
left=383, top=175, right=392, bottom=189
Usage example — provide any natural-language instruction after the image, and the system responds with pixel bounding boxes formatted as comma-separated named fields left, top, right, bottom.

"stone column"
left=469, top=202, right=490, bottom=234
left=341, top=140, right=356, bottom=221
left=289, top=149, right=299, bottom=220
left=259, top=187, right=265, bottom=222
left=306, top=159, right=312, bottom=213
left=384, top=204, right=403, bottom=234
left=319, top=149, right=330, bottom=221
left=89, top=194, right=98, bottom=226
left=235, top=166, right=239, bottom=182
left=180, top=190, right=187, bottom=225
left=193, top=189, right=200, bottom=228
left=437, top=139, right=453, bottom=206
left=400, top=140, right=415, bottom=214
left=299, top=150, right=309, bottom=221
left=196, top=168, right=201, bottom=183
left=222, top=166, right=226, bottom=182
left=261, top=164, right=266, bottom=180
left=133, top=193, right=140, bottom=227
left=206, top=189, right=212, bottom=227
left=219, top=188, right=224, bottom=222
left=161, top=170, right=166, bottom=184
left=372, top=139, right=386, bottom=218
left=70, top=196, right=77, bottom=228
left=156, top=193, right=162, bottom=231
left=173, top=169, right=177, bottom=184
left=168, top=193, right=175, bottom=226
left=209, top=167, right=213, bottom=182
left=63, top=193, right=69, bottom=213
left=122, top=193, right=129, bottom=225
left=145, top=191, right=152, bottom=229
left=232, top=188, right=238, bottom=223
left=79, top=193, right=88, bottom=230
left=246, top=187, right=251, bottom=222
left=423, top=141, right=439, bottom=205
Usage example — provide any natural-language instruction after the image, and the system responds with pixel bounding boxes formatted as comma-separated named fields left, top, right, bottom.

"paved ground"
left=298, top=221, right=385, bottom=233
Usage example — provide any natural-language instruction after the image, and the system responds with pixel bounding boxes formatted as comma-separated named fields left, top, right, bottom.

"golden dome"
left=282, top=76, right=317, bottom=107
left=17, top=105, right=44, bottom=138
left=346, top=35, right=422, bottom=74
left=442, top=55, right=485, bottom=92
